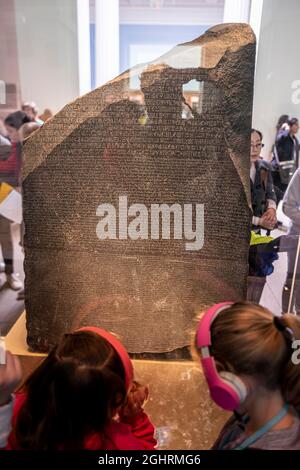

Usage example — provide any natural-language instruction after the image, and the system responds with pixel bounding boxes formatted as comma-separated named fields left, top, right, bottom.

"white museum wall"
left=14, top=0, right=80, bottom=114
left=252, top=0, right=300, bottom=160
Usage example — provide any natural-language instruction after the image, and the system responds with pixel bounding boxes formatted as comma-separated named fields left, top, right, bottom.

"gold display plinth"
left=5, top=314, right=229, bottom=449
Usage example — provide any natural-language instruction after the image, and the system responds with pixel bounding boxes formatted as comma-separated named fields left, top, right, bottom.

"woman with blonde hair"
left=195, top=301, right=300, bottom=450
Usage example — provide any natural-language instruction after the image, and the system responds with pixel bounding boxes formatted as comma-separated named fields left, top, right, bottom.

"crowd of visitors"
left=250, top=116, right=300, bottom=314
left=0, top=102, right=52, bottom=294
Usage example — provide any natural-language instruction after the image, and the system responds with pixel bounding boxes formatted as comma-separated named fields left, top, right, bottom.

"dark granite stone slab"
left=23, top=24, right=255, bottom=353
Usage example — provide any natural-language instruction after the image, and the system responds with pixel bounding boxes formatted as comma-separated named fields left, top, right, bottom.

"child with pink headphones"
left=0, top=327, right=156, bottom=450
left=195, top=301, right=300, bottom=450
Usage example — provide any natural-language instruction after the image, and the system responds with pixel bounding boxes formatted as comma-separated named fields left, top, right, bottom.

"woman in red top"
left=2, top=329, right=156, bottom=450
left=0, top=111, right=30, bottom=290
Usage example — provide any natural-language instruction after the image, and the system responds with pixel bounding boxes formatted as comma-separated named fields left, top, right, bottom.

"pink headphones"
left=196, top=302, right=248, bottom=411
left=78, top=326, right=134, bottom=390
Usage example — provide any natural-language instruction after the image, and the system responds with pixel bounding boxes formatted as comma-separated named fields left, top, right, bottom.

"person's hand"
left=260, top=209, right=277, bottom=230
left=120, top=381, right=149, bottom=420
left=262, top=208, right=277, bottom=227
left=0, top=351, right=22, bottom=406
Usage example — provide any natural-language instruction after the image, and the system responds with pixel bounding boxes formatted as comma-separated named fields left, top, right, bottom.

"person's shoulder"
left=12, top=392, right=27, bottom=421
left=211, top=414, right=242, bottom=449
left=277, top=130, right=289, bottom=141
left=84, top=421, right=141, bottom=450
left=291, top=168, right=300, bottom=182
left=0, top=135, right=12, bottom=158
left=0, top=135, right=11, bottom=146
left=252, top=417, right=300, bottom=450
left=256, top=159, right=272, bottom=171
left=107, top=420, right=145, bottom=450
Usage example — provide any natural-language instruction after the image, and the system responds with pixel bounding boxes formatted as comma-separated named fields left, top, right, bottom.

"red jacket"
left=0, top=142, right=22, bottom=187
left=6, top=393, right=157, bottom=450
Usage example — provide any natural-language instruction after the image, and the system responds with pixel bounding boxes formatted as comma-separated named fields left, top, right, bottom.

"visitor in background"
left=21, top=102, right=43, bottom=125
left=272, top=117, right=300, bottom=201
left=0, top=134, right=12, bottom=158
left=0, top=134, right=13, bottom=274
left=195, top=301, right=300, bottom=450
left=250, top=129, right=277, bottom=231
left=0, top=118, right=8, bottom=138
left=282, top=168, right=300, bottom=314
left=1, top=328, right=156, bottom=450
left=3, top=111, right=30, bottom=187
left=0, top=112, right=28, bottom=290
left=38, top=108, right=53, bottom=123
left=275, top=115, right=290, bottom=139
left=19, top=122, right=41, bottom=142
left=14, top=120, right=41, bottom=299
